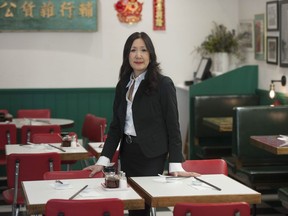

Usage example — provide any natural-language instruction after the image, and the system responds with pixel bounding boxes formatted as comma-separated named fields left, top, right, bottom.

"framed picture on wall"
left=238, top=20, right=254, bottom=52
left=280, top=0, right=288, bottom=67
left=266, top=1, right=279, bottom=31
left=266, top=36, right=278, bottom=64
left=254, top=14, right=265, bottom=60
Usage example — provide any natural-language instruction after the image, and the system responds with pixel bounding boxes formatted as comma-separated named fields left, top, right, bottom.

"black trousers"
left=120, top=136, right=167, bottom=216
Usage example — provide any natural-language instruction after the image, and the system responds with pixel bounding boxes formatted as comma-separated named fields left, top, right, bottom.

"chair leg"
left=12, top=204, right=19, bottom=216
left=12, top=204, right=16, bottom=216
left=84, top=159, right=90, bottom=167
left=252, top=204, right=256, bottom=216
left=91, top=156, right=97, bottom=164
left=150, top=207, right=157, bottom=216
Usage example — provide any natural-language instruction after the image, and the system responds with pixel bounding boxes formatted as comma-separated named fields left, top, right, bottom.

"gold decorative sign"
left=153, top=0, right=165, bottom=30
left=0, top=0, right=97, bottom=31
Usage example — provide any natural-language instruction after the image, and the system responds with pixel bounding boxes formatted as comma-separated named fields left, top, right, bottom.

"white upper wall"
left=239, top=0, right=287, bottom=94
left=0, top=0, right=239, bottom=88
left=2, top=0, right=286, bottom=94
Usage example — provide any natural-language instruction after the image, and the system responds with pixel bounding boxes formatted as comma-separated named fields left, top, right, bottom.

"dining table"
left=250, top=135, right=288, bottom=155
left=87, top=142, right=105, bottom=159
left=21, top=178, right=145, bottom=215
left=5, top=143, right=89, bottom=161
left=7, top=118, right=75, bottom=129
left=128, top=174, right=261, bottom=216
left=202, top=117, right=233, bottom=132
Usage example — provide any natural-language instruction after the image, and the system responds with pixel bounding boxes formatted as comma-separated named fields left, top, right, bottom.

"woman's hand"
left=170, top=171, right=201, bottom=177
left=83, top=164, right=104, bottom=177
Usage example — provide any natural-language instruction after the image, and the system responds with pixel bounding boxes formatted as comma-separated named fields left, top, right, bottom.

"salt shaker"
left=119, top=171, right=127, bottom=189
left=71, top=135, right=77, bottom=147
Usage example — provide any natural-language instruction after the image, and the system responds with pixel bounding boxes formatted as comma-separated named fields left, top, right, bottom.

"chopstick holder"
left=69, top=185, right=88, bottom=200
left=194, top=177, right=221, bottom=191
left=48, top=144, right=66, bottom=152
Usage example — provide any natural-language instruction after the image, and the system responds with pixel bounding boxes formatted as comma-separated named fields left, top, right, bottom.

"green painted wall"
left=0, top=88, right=115, bottom=137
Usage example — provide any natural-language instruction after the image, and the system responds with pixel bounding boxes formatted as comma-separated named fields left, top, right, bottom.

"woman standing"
left=84, top=32, right=199, bottom=216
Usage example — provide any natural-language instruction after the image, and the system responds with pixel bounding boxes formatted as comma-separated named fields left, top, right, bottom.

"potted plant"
left=196, top=22, right=245, bottom=73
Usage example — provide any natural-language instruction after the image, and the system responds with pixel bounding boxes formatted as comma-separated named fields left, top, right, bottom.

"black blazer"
left=101, top=74, right=183, bottom=163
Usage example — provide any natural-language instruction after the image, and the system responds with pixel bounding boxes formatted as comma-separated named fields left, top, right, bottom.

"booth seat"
left=225, top=105, right=288, bottom=190
left=278, top=187, right=288, bottom=209
left=191, top=94, right=259, bottom=159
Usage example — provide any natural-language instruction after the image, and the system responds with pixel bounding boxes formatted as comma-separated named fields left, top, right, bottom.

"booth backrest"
left=232, top=105, right=288, bottom=166
left=190, top=94, right=259, bottom=159
left=192, top=94, right=259, bottom=137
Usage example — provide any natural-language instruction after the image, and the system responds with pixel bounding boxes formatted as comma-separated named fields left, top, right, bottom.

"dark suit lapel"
left=133, top=80, right=147, bottom=103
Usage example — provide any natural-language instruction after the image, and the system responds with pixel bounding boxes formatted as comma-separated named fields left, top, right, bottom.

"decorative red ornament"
left=114, top=0, right=143, bottom=24
left=153, top=0, right=165, bottom=30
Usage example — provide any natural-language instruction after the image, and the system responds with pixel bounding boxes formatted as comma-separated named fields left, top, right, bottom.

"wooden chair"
left=2, top=152, right=61, bottom=216
left=0, top=109, right=9, bottom=114
left=0, top=124, right=17, bottom=165
left=20, top=124, right=61, bottom=144
left=17, top=109, right=51, bottom=118
left=45, top=198, right=124, bottom=216
left=173, top=202, right=250, bottom=216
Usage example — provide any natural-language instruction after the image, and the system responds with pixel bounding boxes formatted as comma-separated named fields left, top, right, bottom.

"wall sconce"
left=269, top=75, right=286, bottom=99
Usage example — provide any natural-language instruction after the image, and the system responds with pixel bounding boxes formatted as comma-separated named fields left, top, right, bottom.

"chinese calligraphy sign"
left=0, top=0, right=97, bottom=31
left=153, top=0, right=165, bottom=30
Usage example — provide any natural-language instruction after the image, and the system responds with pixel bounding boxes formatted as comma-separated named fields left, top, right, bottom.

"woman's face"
left=129, top=38, right=150, bottom=76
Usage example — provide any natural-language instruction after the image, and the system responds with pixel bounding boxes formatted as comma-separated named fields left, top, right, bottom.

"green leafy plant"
left=197, top=22, right=245, bottom=61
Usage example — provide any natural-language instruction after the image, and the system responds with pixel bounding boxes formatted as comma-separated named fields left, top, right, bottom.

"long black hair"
left=119, top=32, right=161, bottom=93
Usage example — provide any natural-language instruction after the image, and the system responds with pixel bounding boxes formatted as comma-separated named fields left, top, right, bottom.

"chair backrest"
left=6, top=153, right=61, bottom=189
left=0, top=110, right=9, bottom=122
left=0, top=124, right=17, bottom=149
left=45, top=198, right=124, bottom=216
left=31, top=133, right=63, bottom=144
left=82, top=113, right=107, bottom=146
left=181, top=159, right=228, bottom=175
left=0, top=109, right=9, bottom=114
left=43, top=169, right=104, bottom=180
left=233, top=105, right=288, bottom=166
left=173, top=202, right=250, bottom=216
left=17, top=109, right=51, bottom=118
left=20, top=125, right=61, bottom=144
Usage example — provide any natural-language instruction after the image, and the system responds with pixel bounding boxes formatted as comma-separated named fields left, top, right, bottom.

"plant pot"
left=212, top=52, right=230, bottom=73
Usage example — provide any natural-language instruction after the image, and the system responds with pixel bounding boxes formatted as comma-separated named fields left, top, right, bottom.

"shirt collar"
left=126, top=71, right=146, bottom=87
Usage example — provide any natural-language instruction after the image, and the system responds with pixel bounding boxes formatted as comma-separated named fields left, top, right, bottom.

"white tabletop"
left=88, top=142, right=104, bottom=158
left=0, top=118, right=74, bottom=129
left=88, top=142, right=120, bottom=159
left=22, top=178, right=144, bottom=215
left=129, top=174, right=261, bottom=207
left=5, top=143, right=89, bottom=161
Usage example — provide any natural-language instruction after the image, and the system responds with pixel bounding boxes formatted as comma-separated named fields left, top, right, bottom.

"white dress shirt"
left=96, top=72, right=185, bottom=173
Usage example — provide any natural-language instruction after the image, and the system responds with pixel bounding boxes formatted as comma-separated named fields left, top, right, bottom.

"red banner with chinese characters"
left=153, top=0, right=165, bottom=30
left=114, top=0, right=143, bottom=24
